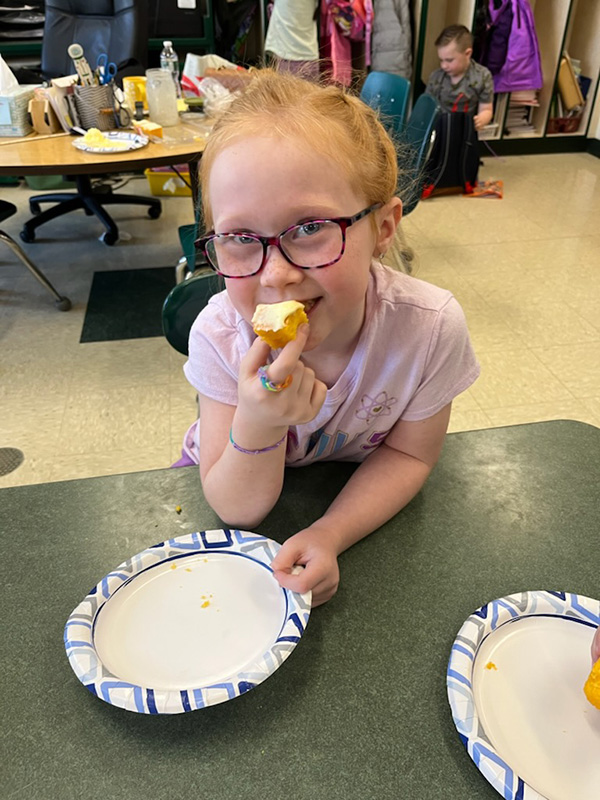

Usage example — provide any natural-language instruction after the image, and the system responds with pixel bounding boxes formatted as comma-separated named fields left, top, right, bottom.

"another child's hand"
left=473, top=113, right=485, bottom=131
left=592, top=626, right=600, bottom=664
left=270, top=525, right=340, bottom=607
left=237, top=324, right=326, bottom=430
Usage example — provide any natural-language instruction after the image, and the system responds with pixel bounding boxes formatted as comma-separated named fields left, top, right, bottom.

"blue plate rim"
left=446, top=590, right=600, bottom=800
left=64, top=528, right=311, bottom=714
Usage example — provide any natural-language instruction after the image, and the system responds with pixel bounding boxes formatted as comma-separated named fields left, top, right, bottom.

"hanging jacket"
left=485, top=0, right=542, bottom=92
left=321, top=0, right=373, bottom=86
left=370, top=0, right=412, bottom=79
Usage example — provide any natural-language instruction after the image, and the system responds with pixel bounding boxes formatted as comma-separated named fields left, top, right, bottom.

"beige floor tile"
left=47, top=447, right=172, bottom=483
left=483, top=400, right=597, bottom=429
left=0, top=451, right=53, bottom=488
left=2, top=393, right=66, bottom=445
left=72, top=338, right=172, bottom=388
left=59, top=385, right=170, bottom=455
left=447, top=408, right=492, bottom=433
left=500, top=302, right=599, bottom=347
left=450, top=386, right=481, bottom=413
left=468, top=349, right=575, bottom=409
left=464, top=309, right=527, bottom=353
left=531, top=343, right=600, bottom=398
left=442, top=241, right=525, bottom=277
left=580, top=397, right=600, bottom=427
left=0, top=359, right=74, bottom=402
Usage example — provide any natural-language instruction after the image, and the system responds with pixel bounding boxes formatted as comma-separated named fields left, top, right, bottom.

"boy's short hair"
left=435, top=25, right=473, bottom=52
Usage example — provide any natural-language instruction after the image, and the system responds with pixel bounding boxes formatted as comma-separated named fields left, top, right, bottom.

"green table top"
left=2, top=421, right=599, bottom=800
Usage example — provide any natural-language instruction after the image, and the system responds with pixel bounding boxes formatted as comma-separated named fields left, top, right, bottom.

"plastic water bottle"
left=160, top=40, right=181, bottom=98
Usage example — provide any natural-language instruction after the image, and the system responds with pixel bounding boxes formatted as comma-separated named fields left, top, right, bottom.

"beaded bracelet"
left=229, top=428, right=287, bottom=456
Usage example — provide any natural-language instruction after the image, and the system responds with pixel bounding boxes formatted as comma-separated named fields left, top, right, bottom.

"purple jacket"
left=487, top=0, right=542, bottom=92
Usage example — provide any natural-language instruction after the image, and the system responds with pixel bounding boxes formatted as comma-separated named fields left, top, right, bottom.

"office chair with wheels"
left=0, top=200, right=71, bottom=310
left=360, top=71, right=411, bottom=138
left=20, top=0, right=161, bottom=247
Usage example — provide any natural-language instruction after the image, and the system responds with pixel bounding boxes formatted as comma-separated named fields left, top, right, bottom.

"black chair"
left=20, top=0, right=161, bottom=247
left=0, top=200, right=71, bottom=310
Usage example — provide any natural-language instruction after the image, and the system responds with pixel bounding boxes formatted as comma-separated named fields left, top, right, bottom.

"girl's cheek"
left=225, top=280, right=256, bottom=321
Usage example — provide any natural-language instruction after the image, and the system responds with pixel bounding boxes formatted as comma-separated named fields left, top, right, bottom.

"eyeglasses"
left=194, top=203, right=382, bottom=278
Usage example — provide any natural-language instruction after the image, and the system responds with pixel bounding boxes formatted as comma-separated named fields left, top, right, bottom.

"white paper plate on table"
left=72, top=131, right=148, bottom=153
left=64, top=529, right=311, bottom=714
left=447, top=591, right=600, bottom=800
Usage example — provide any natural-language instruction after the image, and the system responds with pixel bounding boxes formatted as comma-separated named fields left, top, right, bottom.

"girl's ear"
left=373, top=197, right=402, bottom=257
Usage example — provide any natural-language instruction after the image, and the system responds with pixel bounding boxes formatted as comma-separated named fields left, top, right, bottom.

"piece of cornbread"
left=584, top=658, right=600, bottom=709
left=252, top=301, right=308, bottom=349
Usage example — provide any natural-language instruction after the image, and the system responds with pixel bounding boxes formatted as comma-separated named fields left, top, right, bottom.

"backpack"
left=422, top=110, right=480, bottom=197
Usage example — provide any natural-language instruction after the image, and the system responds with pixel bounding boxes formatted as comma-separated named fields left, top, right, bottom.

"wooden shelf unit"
left=411, top=0, right=599, bottom=152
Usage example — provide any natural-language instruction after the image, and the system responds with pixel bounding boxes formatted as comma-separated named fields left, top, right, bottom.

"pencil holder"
left=73, top=84, right=115, bottom=131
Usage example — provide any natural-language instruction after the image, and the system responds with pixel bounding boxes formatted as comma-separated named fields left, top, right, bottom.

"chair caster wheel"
left=148, top=206, right=161, bottom=219
left=20, top=228, right=35, bottom=243
left=101, top=230, right=118, bottom=246
left=55, top=296, right=72, bottom=311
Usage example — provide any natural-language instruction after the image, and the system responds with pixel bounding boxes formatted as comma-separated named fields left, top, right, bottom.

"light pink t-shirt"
left=183, top=262, right=480, bottom=465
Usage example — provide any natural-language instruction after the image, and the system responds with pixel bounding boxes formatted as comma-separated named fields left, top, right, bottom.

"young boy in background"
left=426, top=24, right=494, bottom=131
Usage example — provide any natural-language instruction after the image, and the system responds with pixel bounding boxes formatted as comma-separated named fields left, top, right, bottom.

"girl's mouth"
left=301, top=298, right=319, bottom=315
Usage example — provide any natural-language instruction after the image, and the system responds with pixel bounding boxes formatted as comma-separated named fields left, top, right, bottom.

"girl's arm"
left=271, top=403, right=452, bottom=605
left=198, top=327, right=327, bottom=528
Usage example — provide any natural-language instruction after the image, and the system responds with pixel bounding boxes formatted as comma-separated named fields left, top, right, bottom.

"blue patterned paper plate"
left=65, top=529, right=311, bottom=714
left=72, top=131, right=148, bottom=153
left=447, top=591, right=600, bottom=800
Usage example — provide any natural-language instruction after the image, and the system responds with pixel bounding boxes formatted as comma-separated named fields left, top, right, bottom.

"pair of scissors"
left=96, top=53, right=117, bottom=85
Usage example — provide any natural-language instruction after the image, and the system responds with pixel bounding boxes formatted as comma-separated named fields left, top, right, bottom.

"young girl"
left=183, top=69, right=480, bottom=606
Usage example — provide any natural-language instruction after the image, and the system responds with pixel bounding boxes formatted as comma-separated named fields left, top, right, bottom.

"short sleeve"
left=400, top=296, right=480, bottom=421
left=425, top=69, right=441, bottom=100
left=183, top=294, right=250, bottom=406
left=479, top=65, right=495, bottom=103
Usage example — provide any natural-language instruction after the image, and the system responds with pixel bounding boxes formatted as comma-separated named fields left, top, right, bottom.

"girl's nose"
left=260, top=245, right=303, bottom=288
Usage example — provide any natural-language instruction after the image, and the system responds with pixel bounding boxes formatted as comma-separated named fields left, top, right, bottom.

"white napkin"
left=0, top=54, right=19, bottom=93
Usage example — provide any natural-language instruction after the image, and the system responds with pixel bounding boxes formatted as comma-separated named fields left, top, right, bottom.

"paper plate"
left=64, top=529, right=311, bottom=714
left=447, top=591, right=600, bottom=800
left=72, top=131, right=148, bottom=153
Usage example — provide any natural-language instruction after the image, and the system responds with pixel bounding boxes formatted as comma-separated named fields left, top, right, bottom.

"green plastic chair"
left=360, top=71, right=411, bottom=137
left=175, top=190, right=206, bottom=283
left=162, top=269, right=221, bottom=355
left=398, top=93, right=440, bottom=216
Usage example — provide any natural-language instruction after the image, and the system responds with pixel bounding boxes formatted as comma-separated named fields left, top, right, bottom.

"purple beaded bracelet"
left=229, top=428, right=287, bottom=455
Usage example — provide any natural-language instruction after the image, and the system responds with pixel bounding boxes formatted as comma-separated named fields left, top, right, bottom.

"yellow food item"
left=81, top=128, right=110, bottom=146
left=584, top=658, right=600, bottom=709
left=485, top=662, right=497, bottom=671
left=252, top=301, right=308, bottom=348
left=81, top=128, right=129, bottom=149
left=134, top=119, right=163, bottom=138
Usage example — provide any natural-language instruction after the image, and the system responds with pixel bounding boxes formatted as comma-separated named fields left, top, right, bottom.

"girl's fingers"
left=267, top=325, right=309, bottom=384
left=239, top=336, right=273, bottom=380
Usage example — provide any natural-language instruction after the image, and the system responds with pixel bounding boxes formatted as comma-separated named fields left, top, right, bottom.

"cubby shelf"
left=412, top=0, right=599, bottom=151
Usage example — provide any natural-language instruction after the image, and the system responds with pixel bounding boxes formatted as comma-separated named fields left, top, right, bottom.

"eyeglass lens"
left=207, top=220, right=344, bottom=277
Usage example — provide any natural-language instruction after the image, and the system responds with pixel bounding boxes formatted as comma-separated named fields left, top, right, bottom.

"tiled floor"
left=1, top=152, right=599, bottom=488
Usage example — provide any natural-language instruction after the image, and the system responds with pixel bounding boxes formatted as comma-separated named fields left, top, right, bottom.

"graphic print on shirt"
left=355, top=391, right=398, bottom=424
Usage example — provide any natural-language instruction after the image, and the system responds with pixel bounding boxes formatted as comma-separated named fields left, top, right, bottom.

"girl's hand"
left=592, top=626, right=600, bottom=665
left=237, top=325, right=327, bottom=430
left=270, top=526, right=340, bottom=607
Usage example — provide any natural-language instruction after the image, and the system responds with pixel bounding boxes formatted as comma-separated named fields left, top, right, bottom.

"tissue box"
left=0, top=84, right=38, bottom=137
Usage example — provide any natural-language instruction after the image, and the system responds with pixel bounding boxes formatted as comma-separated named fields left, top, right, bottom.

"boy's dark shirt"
left=426, top=60, right=494, bottom=115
